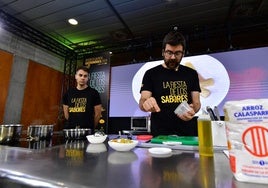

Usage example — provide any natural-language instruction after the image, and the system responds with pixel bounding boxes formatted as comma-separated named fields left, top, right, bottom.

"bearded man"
left=139, top=29, right=201, bottom=136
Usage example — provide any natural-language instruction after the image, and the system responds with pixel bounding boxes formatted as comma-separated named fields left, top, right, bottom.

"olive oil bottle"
left=197, top=114, right=213, bottom=157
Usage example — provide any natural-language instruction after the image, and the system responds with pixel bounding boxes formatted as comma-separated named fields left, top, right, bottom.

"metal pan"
left=63, top=128, right=91, bottom=140
left=27, top=125, right=54, bottom=141
left=0, top=124, right=23, bottom=145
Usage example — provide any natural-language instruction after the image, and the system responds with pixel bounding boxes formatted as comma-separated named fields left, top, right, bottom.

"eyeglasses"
left=164, top=50, right=184, bottom=58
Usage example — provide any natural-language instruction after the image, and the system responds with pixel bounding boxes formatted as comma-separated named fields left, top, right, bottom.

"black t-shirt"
left=63, top=87, right=101, bottom=129
left=140, top=64, right=201, bottom=136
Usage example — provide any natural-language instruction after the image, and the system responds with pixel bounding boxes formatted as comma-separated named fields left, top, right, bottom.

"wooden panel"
left=0, top=50, right=13, bottom=123
left=21, top=60, right=63, bottom=131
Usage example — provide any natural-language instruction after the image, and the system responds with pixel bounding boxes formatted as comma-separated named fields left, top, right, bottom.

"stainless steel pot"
left=40, top=125, right=54, bottom=140
left=0, top=124, right=23, bottom=144
left=27, top=125, right=54, bottom=141
left=27, top=125, right=41, bottom=141
left=63, top=128, right=91, bottom=140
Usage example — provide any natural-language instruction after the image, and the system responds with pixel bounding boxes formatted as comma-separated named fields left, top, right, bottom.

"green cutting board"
left=151, top=135, right=199, bottom=145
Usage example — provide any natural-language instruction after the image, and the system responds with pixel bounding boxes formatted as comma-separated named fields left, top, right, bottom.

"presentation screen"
left=109, top=47, right=268, bottom=117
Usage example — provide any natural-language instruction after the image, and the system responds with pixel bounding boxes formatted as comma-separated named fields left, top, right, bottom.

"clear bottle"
left=197, top=113, right=214, bottom=157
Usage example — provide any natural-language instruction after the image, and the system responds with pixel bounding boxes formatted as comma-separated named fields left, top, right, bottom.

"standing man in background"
left=63, top=66, right=102, bottom=132
left=139, top=29, right=201, bottom=137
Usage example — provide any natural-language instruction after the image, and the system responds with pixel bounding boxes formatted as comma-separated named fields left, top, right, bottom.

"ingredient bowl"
left=108, top=139, right=138, bottom=152
left=86, top=134, right=107, bottom=144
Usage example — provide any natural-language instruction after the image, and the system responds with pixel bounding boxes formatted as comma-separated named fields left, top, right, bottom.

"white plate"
left=162, top=141, right=182, bottom=146
left=148, top=147, right=172, bottom=155
left=150, top=153, right=173, bottom=158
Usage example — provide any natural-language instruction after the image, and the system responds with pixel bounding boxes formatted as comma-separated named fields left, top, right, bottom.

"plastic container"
left=174, top=101, right=191, bottom=115
left=197, top=114, right=213, bottom=157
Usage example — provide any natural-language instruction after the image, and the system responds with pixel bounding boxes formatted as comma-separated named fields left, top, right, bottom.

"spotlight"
left=68, top=18, right=78, bottom=25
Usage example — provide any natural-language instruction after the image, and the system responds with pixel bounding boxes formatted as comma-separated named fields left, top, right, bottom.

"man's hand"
left=142, top=97, right=161, bottom=112
left=177, top=104, right=195, bottom=121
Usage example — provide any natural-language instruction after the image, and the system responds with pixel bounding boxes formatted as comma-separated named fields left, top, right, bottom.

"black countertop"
left=0, top=136, right=267, bottom=188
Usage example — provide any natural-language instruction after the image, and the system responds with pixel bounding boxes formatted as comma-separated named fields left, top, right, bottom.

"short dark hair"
left=76, top=65, right=89, bottom=73
left=162, top=31, right=186, bottom=51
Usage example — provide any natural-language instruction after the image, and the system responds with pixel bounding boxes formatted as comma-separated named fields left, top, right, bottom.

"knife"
left=206, top=106, right=217, bottom=121
left=213, top=106, right=221, bottom=121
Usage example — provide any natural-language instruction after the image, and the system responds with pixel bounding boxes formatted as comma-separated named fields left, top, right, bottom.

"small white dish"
left=148, top=147, right=172, bottom=155
left=148, top=147, right=173, bottom=158
left=162, top=141, right=182, bottom=146
left=150, top=153, right=173, bottom=158
left=86, top=134, right=107, bottom=144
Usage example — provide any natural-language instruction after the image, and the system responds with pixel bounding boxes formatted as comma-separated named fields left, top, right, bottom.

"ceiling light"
left=68, top=18, right=78, bottom=25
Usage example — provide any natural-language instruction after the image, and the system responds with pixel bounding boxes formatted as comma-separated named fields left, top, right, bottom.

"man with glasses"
left=139, top=30, right=201, bottom=136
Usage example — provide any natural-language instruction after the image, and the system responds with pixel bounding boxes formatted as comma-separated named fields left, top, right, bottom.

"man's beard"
left=164, top=59, right=180, bottom=70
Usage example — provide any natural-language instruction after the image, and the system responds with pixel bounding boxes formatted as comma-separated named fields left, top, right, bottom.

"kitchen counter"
left=0, top=138, right=267, bottom=188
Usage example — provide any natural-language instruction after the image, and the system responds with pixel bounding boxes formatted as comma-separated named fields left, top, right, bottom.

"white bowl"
left=86, top=134, right=107, bottom=144
left=108, top=139, right=138, bottom=152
